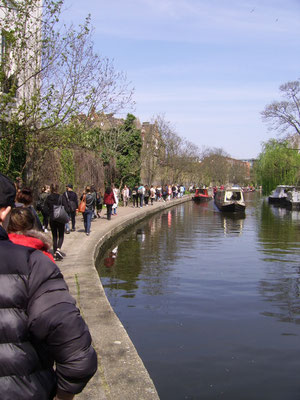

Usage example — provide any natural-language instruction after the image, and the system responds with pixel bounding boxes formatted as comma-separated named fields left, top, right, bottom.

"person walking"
left=131, top=184, right=139, bottom=207
left=104, top=186, right=116, bottom=220
left=15, top=187, right=43, bottom=231
left=122, top=185, right=130, bottom=207
left=112, top=184, right=119, bottom=215
left=150, top=185, right=156, bottom=205
left=138, top=183, right=145, bottom=208
left=44, top=184, right=69, bottom=261
left=37, top=185, right=50, bottom=232
left=81, top=186, right=96, bottom=236
left=0, top=173, right=97, bottom=400
left=63, top=184, right=78, bottom=232
left=144, top=185, right=150, bottom=206
left=8, top=206, right=55, bottom=262
left=96, top=188, right=103, bottom=218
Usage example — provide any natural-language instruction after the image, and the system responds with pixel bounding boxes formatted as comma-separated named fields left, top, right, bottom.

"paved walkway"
left=58, top=196, right=191, bottom=399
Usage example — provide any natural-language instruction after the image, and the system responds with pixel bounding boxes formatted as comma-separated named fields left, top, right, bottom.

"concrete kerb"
left=60, top=196, right=192, bottom=400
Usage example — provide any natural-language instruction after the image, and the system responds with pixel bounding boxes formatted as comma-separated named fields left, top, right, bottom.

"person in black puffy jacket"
left=0, top=173, right=97, bottom=400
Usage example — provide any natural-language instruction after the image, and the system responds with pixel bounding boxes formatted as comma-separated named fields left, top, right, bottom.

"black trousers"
left=50, top=220, right=65, bottom=253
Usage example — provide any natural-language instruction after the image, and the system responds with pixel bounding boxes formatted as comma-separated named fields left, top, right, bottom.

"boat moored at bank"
left=268, top=185, right=294, bottom=204
left=285, top=187, right=300, bottom=210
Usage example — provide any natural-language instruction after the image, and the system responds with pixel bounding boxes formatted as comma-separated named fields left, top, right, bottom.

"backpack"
left=96, top=193, right=102, bottom=206
left=65, top=191, right=77, bottom=212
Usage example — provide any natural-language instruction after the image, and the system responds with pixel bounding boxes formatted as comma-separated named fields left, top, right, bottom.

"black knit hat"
left=67, top=183, right=73, bottom=189
left=0, top=173, right=16, bottom=208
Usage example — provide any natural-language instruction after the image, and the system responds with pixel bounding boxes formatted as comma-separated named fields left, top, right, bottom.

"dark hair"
left=86, top=185, right=91, bottom=193
left=16, top=188, right=33, bottom=206
left=7, top=207, right=35, bottom=233
left=105, top=186, right=112, bottom=194
left=50, top=184, right=59, bottom=194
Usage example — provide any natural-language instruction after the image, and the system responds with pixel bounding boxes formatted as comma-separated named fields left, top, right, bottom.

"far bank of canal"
left=58, top=195, right=191, bottom=400
left=96, top=193, right=300, bottom=400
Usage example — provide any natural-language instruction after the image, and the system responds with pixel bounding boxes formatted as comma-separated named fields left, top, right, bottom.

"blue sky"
left=63, top=0, right=300, bottom=159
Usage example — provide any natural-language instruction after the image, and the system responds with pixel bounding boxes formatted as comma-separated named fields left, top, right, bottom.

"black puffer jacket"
left=0, top=226, right=97, bottom=399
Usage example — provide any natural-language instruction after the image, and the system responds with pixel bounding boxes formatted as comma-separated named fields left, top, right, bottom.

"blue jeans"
left=83, top=209, right=93, bottom=234
left=139, top=194, right=144, bottom=207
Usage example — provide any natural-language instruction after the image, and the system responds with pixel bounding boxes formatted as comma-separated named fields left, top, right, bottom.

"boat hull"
left=215, top=202, right=246, bottom=213
left=192, top=196, right=211, bottom=202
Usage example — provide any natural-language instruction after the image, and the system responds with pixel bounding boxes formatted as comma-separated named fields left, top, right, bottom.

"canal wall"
left=59, top=195, right=192, bottom=400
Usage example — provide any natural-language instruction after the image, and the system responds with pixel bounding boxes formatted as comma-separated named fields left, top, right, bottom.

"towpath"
left=58, top=195, right=191, bottom=400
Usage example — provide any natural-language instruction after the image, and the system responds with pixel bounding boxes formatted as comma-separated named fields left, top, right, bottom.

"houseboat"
left=192, top=187, right=212, bottom=202
left=285, top=187, right=300, bottom=210
left=268, top=185, right=295, bottom=204
left=214, top=187, right=246, bottom=213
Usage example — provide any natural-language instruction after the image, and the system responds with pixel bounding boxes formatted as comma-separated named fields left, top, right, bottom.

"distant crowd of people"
left=10, top=181, right=187, bottom=262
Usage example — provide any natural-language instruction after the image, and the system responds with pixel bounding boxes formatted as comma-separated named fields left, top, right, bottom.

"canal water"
left=96, top=193, right=300, bottom=400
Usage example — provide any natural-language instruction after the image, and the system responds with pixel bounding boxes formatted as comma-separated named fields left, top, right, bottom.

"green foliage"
left=255, top=139, right=300, bottom=194
left=0, top=122, right=26, bottom=178
left=60, top=148, right=75, bottom=187
left=115, top=114, right=142, bottom=187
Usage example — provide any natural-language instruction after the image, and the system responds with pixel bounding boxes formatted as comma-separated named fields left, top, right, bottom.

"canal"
left=96, top=193, right=300, bottom=400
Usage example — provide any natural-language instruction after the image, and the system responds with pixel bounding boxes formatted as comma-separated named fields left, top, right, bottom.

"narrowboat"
left=214, top=187, right=246, bottom=213
left=192, top=187, right=212, bottom=202
left=268, top=185, right=294, bottom=204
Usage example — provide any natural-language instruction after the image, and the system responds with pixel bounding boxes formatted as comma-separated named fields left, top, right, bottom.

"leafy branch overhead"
left=0, top=0, right=134, bottom=180
left=262, top=80, right=300, bottom=136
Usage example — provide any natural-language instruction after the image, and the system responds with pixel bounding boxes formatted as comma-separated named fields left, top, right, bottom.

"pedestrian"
left=144, top=185, right=150, bottom=206
left=138, top=183, right=145, bottom=207
left=44, top=183, right=69, bottom=261
left=156, top=185, right=162, bottom=201
left=63, top=184, right=78, bottom=232
left=168, top=184, right=172, bottom=201
left=7, top=206, right=55, bottom=262
left=131, top=184, right=139, bottom=207
left=36, top=185, right=50, bottom=232
left=112, top=184, right=119, bottom=215
left=0, top=173, right=97, bottom=400
left=122, top=185, right=130, bottom=207
left=15, top=187, right=43, bottom=231
left=104, top=186, right=116, bottom=220
left=96, top=188, right=103, bottom=218
left=162, top=185, right=168, bottom=202
left=80, top=186, right=96, bottom=236
left=150, top=185, right=156, bottom=205
left=91, top=184, right=98, bottom=219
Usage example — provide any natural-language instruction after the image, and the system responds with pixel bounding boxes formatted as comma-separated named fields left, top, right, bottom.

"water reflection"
left=257, top=200, right=300, bottom=327
left=96, top=194, right=300, bottom=400
left=220, top=213, right=245, bottom=236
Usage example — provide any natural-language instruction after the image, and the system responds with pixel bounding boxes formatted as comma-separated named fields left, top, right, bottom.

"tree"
left=255, top=138, right=300, bottom=194
left=261, top=79, right=300, bottom=136
left=0, top=0, right=133, bottom=182
left=154, top=114, right=202, bottom=184
left=76, top=113, right=142, bottom=187
left=199, top=148, right=230, bottom=186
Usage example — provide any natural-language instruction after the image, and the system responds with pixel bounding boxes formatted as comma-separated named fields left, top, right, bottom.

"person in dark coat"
left=63, top=184, right=78, bottom=232
left=0, top=173, right=97, bottom=400
left=15, top=187, right=43, bottom=231
left=44, top=183, right=69, bottom=260
left=131, top=185, right=139, bottom=207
